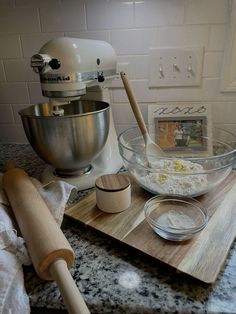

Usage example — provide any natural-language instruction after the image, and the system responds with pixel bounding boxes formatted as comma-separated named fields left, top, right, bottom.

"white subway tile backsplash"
left=112, top=25, right=209, bottom=55
left=39, top=3, right=86, bottom=32
left=202, top=78, right=236, bottom=101
left=213, top=123, right=236, bottom=135
left=211, top=102, right=236, bottom=124
left=65, top=31, right=110, bottom=43
left=0, top=104, right=14, bottom=123
left=112, top=88, right=130, bottom=103
left=0, top=124, right=27, bottom=143
left=203, top=52, right=224, bottom=78
left=156, top=85, right=203, bottom=102
left=0, top=83, right=29, bottom=103
left=86, top=0, right=134, bottom=30
left=15, top=0, right=60, bottom=7
left=111, top=29, right=157, bottom=55
left=131, top=80, right=158, bottom=102
left=116, top=78, right=236, bottom=104
left=0, top=0, right=15, bottom=9
left=4, top=59, right=39, bottom=82
left=185, top=0, right=227, bottom=25
left=28, top=82, right=48, bottom=104
left=112, top=104, right=133, bottom=125
left=21, top=33, right=64, bottom=58
left=0, top=61, right=5, bottom=81
left=134, top=56, right=149, bottom=79
left=112, top=103, right=148, bottom=125
left=135, top=0, right=184, bottom=27
left=208, top=25, right=226, bottom=51
left=0, top=35, right=21, bottom=58
left=0, top=0, right=235, bottom=143
left=155, top=25, right=209, bottom=47
left=202, top=78, right=220, bottom=100
left=112, top=80, right=158, bottom=103
left=0, top=8, right=40, bottom=33
left=12, top=104, right=30, bottom=123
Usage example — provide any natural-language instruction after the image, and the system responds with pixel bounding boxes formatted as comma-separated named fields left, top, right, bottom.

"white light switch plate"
left=148, top=47, right=204, bottom=87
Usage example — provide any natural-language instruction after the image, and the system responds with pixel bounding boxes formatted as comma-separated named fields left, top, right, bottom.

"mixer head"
left=31, top=37, right=117, bottom=102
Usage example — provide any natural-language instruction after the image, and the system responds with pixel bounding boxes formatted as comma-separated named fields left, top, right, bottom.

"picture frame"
left=148, top=103, right=212, bottom=156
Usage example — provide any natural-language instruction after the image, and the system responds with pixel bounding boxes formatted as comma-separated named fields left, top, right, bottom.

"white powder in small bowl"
left=132, top=159, right=208, bottom=196
left=157, top=210, right=196, bottom=229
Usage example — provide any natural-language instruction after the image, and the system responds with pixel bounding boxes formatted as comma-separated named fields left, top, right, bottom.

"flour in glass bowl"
left=132, top=159, right=208, bottom=196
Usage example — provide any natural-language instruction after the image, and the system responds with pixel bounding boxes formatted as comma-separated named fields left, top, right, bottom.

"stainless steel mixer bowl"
left=19, top=100, right=110, bottom=176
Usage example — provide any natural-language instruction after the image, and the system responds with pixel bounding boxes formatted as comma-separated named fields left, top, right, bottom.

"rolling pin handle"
left=49, top=259, right=90, bottom=314
left=4, top=160, right=15, bottom=171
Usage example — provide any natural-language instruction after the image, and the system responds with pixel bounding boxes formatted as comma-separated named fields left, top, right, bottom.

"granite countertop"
left=1, top=143, right=236, bottom=314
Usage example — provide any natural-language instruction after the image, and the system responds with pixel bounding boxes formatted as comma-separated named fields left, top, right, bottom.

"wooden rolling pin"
left=3, top=162, right=90, bottom=314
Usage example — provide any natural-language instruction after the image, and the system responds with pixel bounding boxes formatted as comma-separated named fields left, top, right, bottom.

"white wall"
left=0, top=0, right=235, bottom=143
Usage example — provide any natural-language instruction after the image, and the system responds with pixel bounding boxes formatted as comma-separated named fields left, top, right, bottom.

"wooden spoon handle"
left=120, top=72, right=148, bottom=136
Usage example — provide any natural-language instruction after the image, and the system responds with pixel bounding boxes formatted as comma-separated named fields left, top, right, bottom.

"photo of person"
left=156, top=117, right=206, bottom=151
left=173, top=124, right=184, bottom=147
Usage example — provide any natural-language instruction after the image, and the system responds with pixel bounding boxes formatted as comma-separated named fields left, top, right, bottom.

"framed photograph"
left=148, top=103, right=212, bottom=156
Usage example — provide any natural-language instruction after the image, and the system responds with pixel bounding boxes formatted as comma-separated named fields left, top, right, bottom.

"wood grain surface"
left=65, top=172, right=236, bottom=283
left=95, top=173, right=130, bottom=191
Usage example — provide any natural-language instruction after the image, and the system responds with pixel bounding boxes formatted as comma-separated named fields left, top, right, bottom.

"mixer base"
left=41, top=164, right=122, bottom=191
left=54, top=165, right=93, bottom=177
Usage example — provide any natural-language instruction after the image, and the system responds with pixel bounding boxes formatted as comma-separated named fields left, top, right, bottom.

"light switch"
left=148, top=47, right=204, bottom=87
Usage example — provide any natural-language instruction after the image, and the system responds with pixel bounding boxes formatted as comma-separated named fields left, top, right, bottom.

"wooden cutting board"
left=65, top=172, right=236, bottom=283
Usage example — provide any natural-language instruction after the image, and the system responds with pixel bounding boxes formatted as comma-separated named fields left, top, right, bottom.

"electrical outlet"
left=111, top=62, right=130, bottom=88
left=148, top=47, right=204, bottom=87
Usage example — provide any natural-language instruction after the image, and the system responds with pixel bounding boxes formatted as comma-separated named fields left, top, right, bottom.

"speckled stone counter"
left=1, top=143, right=236, bottom=314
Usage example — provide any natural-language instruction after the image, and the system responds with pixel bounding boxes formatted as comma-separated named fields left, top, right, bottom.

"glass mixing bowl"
left=118, top=127, right=236, bottom=197
left=144, top=195, right=207, bottom=241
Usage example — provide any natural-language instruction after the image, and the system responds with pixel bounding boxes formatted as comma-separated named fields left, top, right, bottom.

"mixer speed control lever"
left=97, top=71, right=105, bottom=82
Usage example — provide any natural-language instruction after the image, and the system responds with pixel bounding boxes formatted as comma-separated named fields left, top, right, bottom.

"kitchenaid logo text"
left=47, top=75, right=70, bottom=81
left=40, top=73, right=79, bottom=83
left=41, top=74, right=72, bottom=83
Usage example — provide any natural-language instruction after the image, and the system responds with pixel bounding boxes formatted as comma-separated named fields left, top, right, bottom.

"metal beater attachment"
left=49, top=98, right=70, bottom=116
left=51, top=105, right=64, bottom=116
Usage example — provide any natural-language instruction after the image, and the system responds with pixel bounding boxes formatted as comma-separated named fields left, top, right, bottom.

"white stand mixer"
left=20, top=37, right=123, bottom=190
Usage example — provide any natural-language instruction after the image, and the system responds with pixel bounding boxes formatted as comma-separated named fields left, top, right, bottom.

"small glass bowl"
left=144, top=195, right=208, bottom=241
